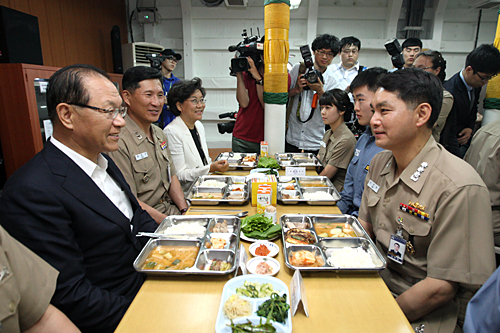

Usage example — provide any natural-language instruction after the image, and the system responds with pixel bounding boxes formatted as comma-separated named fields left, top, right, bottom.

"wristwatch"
left=255, top=78, right=263, bottom=85
left=180, top=207, right=189, bottom=214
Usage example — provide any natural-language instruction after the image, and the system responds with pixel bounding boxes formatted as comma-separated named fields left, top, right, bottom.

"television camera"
left=228, top=29, right=264, bottom=76
left=217, top=111, right=237, bottom=134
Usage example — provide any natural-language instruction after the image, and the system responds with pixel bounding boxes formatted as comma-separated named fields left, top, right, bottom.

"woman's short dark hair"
left=47, top=64, right=109, bottom=122
left=168, top=77, right=206, bottom=116
left=318, top=88, right=353, bottom=122
left=415, top=50, right=447, bottom=82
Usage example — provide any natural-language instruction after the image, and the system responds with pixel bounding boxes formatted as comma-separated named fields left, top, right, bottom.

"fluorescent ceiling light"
left=290, top=0, right=301, bottom=10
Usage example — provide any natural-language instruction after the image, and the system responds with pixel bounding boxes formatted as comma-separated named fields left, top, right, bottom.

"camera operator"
left=232, top=55, right=265, bottom=153
left=388, top=38, right=422, bottom=72
left=286, top=34, right=340, bottom=155
left=159, top=49, right=182, bottom=128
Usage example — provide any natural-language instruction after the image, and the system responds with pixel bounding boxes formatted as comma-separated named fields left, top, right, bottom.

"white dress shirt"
left=50, top=137, right=133, bottom=221
left=286, top=62, right=339, bottom=150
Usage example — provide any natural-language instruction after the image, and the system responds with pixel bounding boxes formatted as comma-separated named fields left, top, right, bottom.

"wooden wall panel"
left=0, top=0, right=127, bottom=72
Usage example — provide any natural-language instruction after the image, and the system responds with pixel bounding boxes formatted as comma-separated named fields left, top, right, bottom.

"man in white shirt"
left=286, top=34, right=340, bottom=154
left=329, top=36, right=364, bottom=91
left=0, top=64, right=158, bottom=333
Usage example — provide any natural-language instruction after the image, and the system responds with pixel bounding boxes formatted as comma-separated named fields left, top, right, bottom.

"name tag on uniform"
left=135, top=152, right=148, bottom=161
left=320, top=141, right=326, bottom=148
left=367, top=180, right=380, bottom=193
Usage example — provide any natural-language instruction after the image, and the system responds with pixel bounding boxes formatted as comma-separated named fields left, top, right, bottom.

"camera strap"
left=295, top=93, right=317, bottom=123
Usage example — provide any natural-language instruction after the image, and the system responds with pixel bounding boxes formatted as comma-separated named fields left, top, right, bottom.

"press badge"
left=135, top=152, right=148, bottom=161
left=367, top=180, right=380, bottom=193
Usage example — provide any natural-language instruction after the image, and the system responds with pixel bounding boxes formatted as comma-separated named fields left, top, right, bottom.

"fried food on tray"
left=285, top=228, right=315, bottom=245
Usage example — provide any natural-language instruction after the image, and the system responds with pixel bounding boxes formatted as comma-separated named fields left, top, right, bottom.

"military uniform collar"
left=397, top=136, right=440, bottom=194
left=125, top=116, right=155, bottom=145
left=328, top=122, right=348, bottom=142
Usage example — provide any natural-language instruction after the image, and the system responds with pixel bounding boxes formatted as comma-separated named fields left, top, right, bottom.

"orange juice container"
left=260, top=141, right=268, bottom=157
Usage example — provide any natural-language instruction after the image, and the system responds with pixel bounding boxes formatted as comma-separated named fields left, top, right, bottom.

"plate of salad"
left=240, top=213, right=282, bottom=242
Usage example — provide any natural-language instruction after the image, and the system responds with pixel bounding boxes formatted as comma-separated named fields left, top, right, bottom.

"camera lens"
left=217, top=121, right=235, bottom=134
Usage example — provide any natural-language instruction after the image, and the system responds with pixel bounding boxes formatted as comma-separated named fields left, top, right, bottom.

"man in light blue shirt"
left=463, top=265, right=500, bottom=332
left=337, top=67, right=387, bottom=216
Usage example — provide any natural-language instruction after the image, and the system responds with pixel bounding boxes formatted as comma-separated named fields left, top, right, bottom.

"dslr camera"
left=299, top=45, right=323, bottom=90
left=228, top=29, right=264, bottom=76
left=217, top=111, right=237, bottom=134
left=145, top=53, right=168, bottom=70
left=384, top=38, right=405, bottom=70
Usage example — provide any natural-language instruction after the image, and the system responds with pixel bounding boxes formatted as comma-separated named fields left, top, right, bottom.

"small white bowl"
left=249, top=242, right=280, bottom=257
left=246, top=256, right=280, bottom=276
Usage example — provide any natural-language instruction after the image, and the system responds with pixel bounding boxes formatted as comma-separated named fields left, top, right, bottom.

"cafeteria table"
left=115, top=171, right=414, bottom=333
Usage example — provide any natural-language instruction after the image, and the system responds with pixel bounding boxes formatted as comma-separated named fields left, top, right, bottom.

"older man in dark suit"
left=0, top=64, right=158, bottom=333
left=440, top=44, right=500, bottom=157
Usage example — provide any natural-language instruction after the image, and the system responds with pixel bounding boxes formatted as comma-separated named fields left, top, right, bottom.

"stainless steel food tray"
left=281, top=214, right=386, bottom=272
left=274, top=152, right=323, bottom=170
left=187, top=175, right=249, bottom=206
left=215, top=152, right=258, bottom=170
left=277, top=176, right=341, bottom=205
left=134, top=215, right=241, bottom=275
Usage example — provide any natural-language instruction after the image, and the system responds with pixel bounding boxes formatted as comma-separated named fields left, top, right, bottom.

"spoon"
left=236, top=211, right=249, bottom=218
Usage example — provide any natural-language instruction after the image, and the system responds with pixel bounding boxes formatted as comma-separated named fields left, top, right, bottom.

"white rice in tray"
left=162, top=222, right=206, bottom=236
left=326, top=247, right=376, bottom=268
left=303, top=191, right=334, bottom=200
left=199, top=180, right=226, bottom=187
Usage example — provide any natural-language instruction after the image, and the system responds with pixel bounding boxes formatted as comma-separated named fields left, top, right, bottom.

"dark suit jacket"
left=0, top=141, right=157, bottom=333
left=441, top=72, right=480, bottom=156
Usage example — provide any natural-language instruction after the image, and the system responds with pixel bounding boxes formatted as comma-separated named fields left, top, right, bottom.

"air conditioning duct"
left=471, top=0, right=500, bottom=9
left=121, top=42, right=164, bottom=71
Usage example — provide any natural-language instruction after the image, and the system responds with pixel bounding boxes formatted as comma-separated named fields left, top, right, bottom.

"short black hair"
left=350, top=67, right=388, bottom=93
left=340, top=36, right=361, bottom=51
left=465, top=44, right=500, bottom=75
left=319, top=88, right=353, bottom=122
left=122, top=66, right=163, bottom=92
left=402, top=38, right=422, bottom=49
left=47, top=64, right=110, bottom=122
left=415, top=50, right=447, bottom=82
left=168, top=77, right=206, bottom=117
left=377, top=68, right=443, bottom=129
left=311, top=34, right=340, bottom=54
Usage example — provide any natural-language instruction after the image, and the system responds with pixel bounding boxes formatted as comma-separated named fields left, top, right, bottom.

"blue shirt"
left=463, top=265, right=500, bottom=333
left=337, top=127, right=383, bottom=216
left=160, top=74, right=181, bottom=128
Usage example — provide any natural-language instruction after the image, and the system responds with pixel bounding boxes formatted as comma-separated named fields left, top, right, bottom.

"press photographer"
left=286, top=34, right=340, bottom=155
left=228, top=29, right=265, bottom=154
left=146, top=49, right=182, bottom=128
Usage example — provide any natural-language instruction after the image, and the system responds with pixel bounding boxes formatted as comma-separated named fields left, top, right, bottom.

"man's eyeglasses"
left=316, top=50, right=334, bottom=58
left=474, top=71, right=497, bottom=82
left=70, top=104, right=127, bottom=119
left=188, top=98, right=207, bottom=106
left=165, top=56, right=178, bottom=63
left=341, top=49, right=359, bottom=55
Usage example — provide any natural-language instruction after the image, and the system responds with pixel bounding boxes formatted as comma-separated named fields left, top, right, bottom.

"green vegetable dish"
left=256, top=293, right=290, bottom=324
left=257, top=156, right=280, bottom=170
left=236, top=281, right=275, bottom=298
left=228, top=318, right=276, bottom=333
left=241, top=214, right=282, bottom=240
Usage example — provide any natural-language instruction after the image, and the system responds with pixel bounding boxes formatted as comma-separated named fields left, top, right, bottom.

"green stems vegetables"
left=228, top=319, right=276, bottom=333
left=256, top=293, right=290, bottom=324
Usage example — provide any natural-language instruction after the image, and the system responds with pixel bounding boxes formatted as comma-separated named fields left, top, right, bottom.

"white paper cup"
left=264, top=209, right=277, bottom=224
